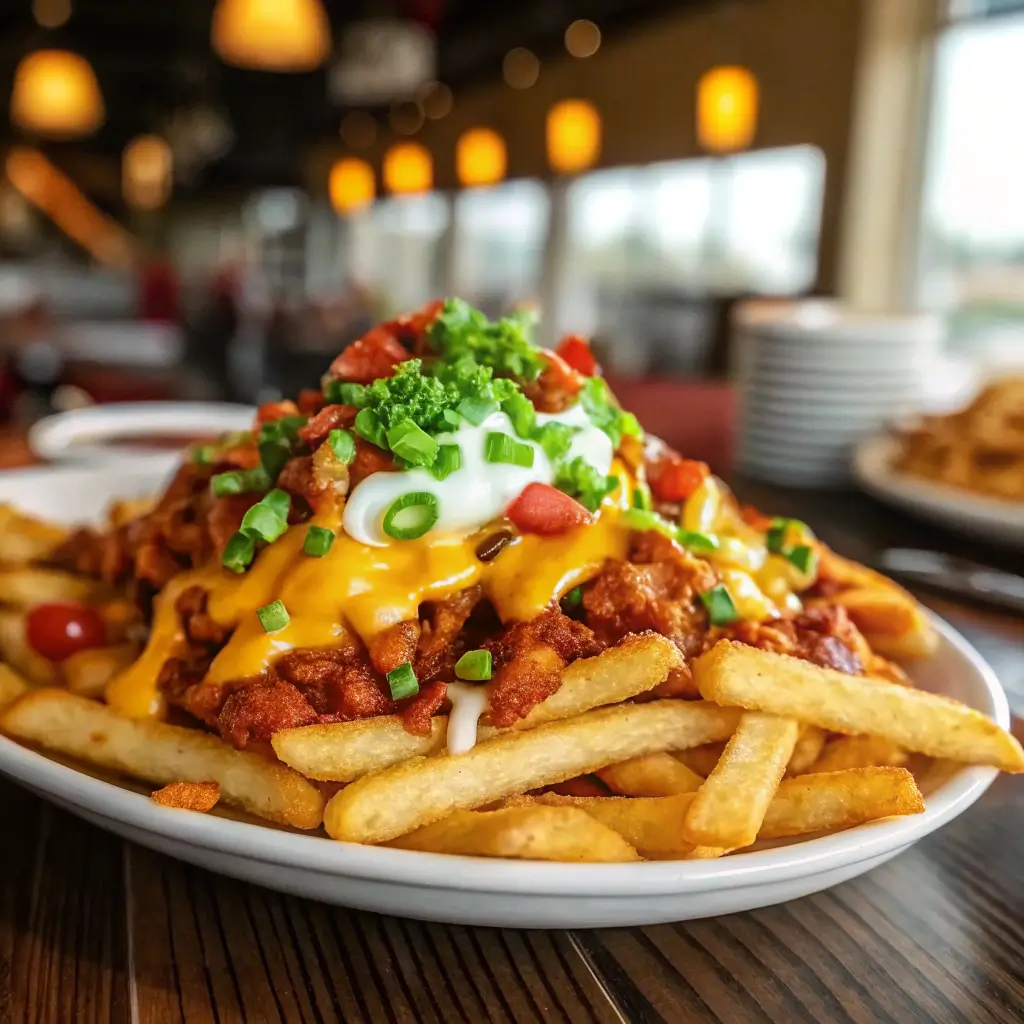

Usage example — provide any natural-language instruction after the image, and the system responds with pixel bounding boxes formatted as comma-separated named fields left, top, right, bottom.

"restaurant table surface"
left=0, top=478, right=1022, bottom=1024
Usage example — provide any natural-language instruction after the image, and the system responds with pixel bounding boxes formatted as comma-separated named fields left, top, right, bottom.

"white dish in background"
left=854, top=432, right=1024, bottom=549
left=29, top=401, right=254, bottom=465
left=0, top=462, right=1010, bottom=926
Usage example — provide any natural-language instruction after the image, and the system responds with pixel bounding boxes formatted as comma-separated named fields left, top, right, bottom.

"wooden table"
left=1, top=482, right=1021, bottom=1024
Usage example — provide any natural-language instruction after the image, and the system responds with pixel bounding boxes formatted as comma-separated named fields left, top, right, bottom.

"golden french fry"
left=597, top=752, right=704, bottom=797
left=0, top=610, right=55, bottom=684
left=673, top=742, right=725, bottom=777
left=828, top=587, right=937, bottom=660
left=0, top=505, right=67, bottom=565
left=324, top=700, right=741, bottom=843
left=62, top=644, right=136, bottom=699
left=810, top=735, right=908, bottom=773
left=787, top=725, right=827, bottom=776
left=2, top=690, right=324, bottom=828
left=388, top=805, right=640, bottom=862
left=695, top=641, right=1024, bottom=773
left=760, top=767, right=924, bottom=837
left=0, top=664, right=28, bottom=710
left=530, top=766, right=924, bottom=857
left=273, top=633, right=682, bottom=782
left=0, top=567, right=100, bottom=608
left=682, top=713, right=799, bottom=848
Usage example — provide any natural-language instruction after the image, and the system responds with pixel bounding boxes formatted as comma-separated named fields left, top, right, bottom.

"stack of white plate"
left=733, top=300, right=941, bottom=487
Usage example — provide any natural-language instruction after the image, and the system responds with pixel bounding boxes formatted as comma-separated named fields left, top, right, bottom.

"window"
left=918, top=11, right=1024, bottom=352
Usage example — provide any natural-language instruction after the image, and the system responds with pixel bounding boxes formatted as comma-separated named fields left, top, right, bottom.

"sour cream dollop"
left=342, top=403, right=613, bottom=546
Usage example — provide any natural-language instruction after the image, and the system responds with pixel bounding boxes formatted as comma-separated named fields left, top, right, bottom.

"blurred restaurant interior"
left=0, top=0, right=1020, bottom=479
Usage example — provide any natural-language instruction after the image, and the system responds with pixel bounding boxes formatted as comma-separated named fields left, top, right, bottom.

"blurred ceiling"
left=0, top=0, right=711, bottom=195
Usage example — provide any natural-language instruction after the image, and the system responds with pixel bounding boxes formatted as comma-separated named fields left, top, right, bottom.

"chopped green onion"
left=431, top=444, right=462, bottom=481
left=562, top=586, right=583, bottom=608
left=621, top=508, right=677, bottom=538
left=456, top=395, right=498, bottom=426
left=261, top=488, right=290, bottom=522
left=677, top=530, right=719, bottom=555
left=304, top=525, right=335, bottom=557
left=328, top=428, right=356, bottom=465
left=532, top=422, right=575, bottom=462
left=386, top=420, right=439, bottom=468
left=191, top=444, right=216, bottom=465
left=619, top=411, right=642, bottom=438
left=221, top=531, right=255, bottom=573
left=787, top=544, right=817, bottom=575
left=454, top=649, right=492, bottom=681
left=387, top=662, right=419, bottom=700
left=258, top=440, right=291, bottom=481
left=211, top=467, right=270, bottom=497
left=240, top=503, right=289, bottom=543
left=324, top=380, right=368, bottom=407
left=382, top=491, right=440, bottom=541
left=257, top=599, right=290, bottom=633
left=700, top=584, right=739, bottom=626
left=442, top=408, right=463, bottom=429
left=502, top=393, right=536, bottom=439
left=484, top=432, right=534, bottom=468
left=632, top=484, right=653, bottom=511
left=766, top=518, right=789, bottom=554
left=354, top=407, right=388, bottom=449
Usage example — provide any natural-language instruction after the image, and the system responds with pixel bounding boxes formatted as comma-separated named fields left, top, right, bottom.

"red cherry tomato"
left=647, top=454, right=710, bottom=503
left=555, top=334, right=599, bottom=377
left=507, top=483, right=593, bottom=536
left=328, top=325, right=412, bottom=383
left=26, top=603, right=106, bottom=662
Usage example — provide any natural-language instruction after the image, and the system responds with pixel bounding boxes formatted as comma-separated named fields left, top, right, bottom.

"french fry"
left=787, top=725, right=827, bottom=776
left=0, top=567, right=100, bottom=608
left=597, top=752, right=704, bottom=797
left=62, top=644, right=137, bottom=699
left=151, top=780, right=221, bottom=812
left=695, top=641, right=1024, bottom=773
left=324, top=700, right=741, bottom=843
left=273, top=633, right=682, bottom=781
left=673, top=742, right=725, bottom=777
left=682, top=713, right=799, bottom=848
left=530, top=766, right=924, bottom=856
left=0, top=664, right=28, bottom=710
left=2, top=690, right=324, bottom=828
left=0, top=609, right=55, bottom=684
left=388, top=805, right=640, bottom=862
left=0, top=505, right=67, bottom=565
left=760, top=767, right=924, bottom=838
left=810, top=735, right=908, bottom=773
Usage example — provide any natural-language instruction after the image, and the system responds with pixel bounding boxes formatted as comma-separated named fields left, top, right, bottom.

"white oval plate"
left=854, top=433, right=1024, bottom=549
left=0, top=464, right=1008, bottom=927
left=29, top=401, right=254, bottom=465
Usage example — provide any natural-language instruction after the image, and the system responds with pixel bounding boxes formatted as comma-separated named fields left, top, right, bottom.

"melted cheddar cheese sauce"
left=107, top=465, right=813, bottom=721
left=107, top=462, right=633, bottom=718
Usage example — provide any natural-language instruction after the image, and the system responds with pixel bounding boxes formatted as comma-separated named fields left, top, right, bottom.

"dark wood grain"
left=1, top=483, right=1023, bottom=1023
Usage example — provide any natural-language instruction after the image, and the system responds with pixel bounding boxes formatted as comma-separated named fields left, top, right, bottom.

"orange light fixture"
left=697, top=65, right=759, bottom=153
left=383, top=141, right=432, bottom=195
left=330, top=157, right=375, bottom=214
left=546, top=99, right=601, bottom=175
left=212, top=0, right=330, bottom=72
left=456, top=127, right=507, bottom=189
left=10, top=49, right=104, bottom=138
left=123, top=135, right=173, bottom=210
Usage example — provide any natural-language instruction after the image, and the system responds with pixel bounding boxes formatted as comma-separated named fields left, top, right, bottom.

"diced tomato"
left=297, top=404, right=359, bottom=447
left=740, top=504, right=774, bottom=532
left=403, top=298, right=445, bottom=335
left=296, top=388, right=326, bottom=415
left=555, top=334, right=599, bottom=377
left=328, top=325, right=412, bottom=383
left=350, top=439, right=397, bottom=485
left=507, top=483, right=593, bottom=536
left=255, top=400, right=300, bottom=426
left=219, top=443, right=261, bottom=469
left=540, top=351, right=584, bottom=397
left=647, top=454, right=710, bottom=503
left=26, top=602, right=106, bottom=662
